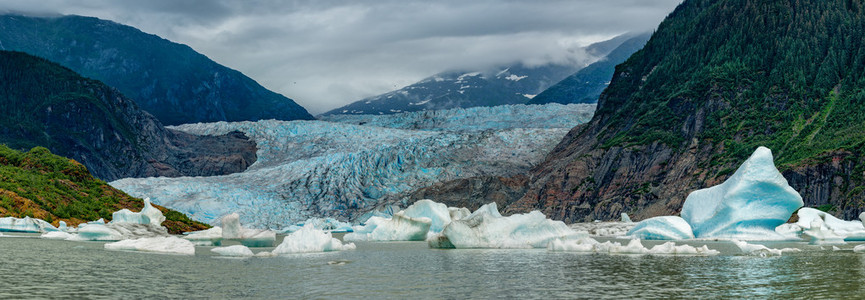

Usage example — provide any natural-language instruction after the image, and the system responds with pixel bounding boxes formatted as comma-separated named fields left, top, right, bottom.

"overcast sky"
left=0, top=0, right=682, bottom=114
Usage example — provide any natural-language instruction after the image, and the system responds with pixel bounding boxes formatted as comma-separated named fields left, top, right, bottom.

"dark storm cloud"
left=0, top=0, right=682, bottom=114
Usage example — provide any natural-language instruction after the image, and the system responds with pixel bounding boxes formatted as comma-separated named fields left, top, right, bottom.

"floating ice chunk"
left=774, top=223, right=804, bottom=240
left=344, top=213, right=432, bottom=242
left=273, top=224, right=356, bottom=254
left=802, top=218, right=846, bottom=244
left=211, top=245, right=254, bottom=257
left=570, top=222, right=636, bottom=237
left=58, top=221, right=67, bottom=232
left=0, top=216, right=58, bottom=233
left=434, top=203, right=577, bottom=249
left=548, top=238, right=718, bottom=256
left=73, top=222, right=169, bottom=241
left=621, top=213, right=632, bottom=223
left=449, top=207, right=471, bottom=221
left=110, top=198, right=166, bottom=226
left=681, top=147, right=803, bottom=239
left=183, top=227, right=224, bottom=246
left=41, top=231, right=75, bottom=240
left=401, top=200, right=453, bottom=233
left=796, top=208, right=865, bottom=240
left=279, top=217, right=353, bottom=234
left=104, top=237, right=196, bottom=255
left=218, top=213, right=276, bottom=247
left=627, top=216, right=694, bottom=240
left=731, top=240, right=799, bottom=257
left=854, top=244, right=865, bottom=253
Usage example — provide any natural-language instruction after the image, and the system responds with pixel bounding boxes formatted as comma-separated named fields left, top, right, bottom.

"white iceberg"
left=401, top=200, right=457, bottom=233
left=621, top=213, right=633, bottom=223
left=796, top=208, right=865, bottom=240
left=432, top=203, right=578, bottom=249
left=278, top=217, right=353, bottom=234
left=627, top=216, right=695, bottom=240
left=219, top=213, right=276, bottom=247
left=0, top=216, right=58, bottom=233
left=570, top=221, right=636, bottom=237
left=41, top=231, right=75, bottom=240
left=211, top=245, right=254, bottom=257
left=104, top=236, right=196, bottom=255
left=854, top=244, right=865, bottom=253
left=731, top=240, right=799, bottom=257
left=183, top=227, right=224, bottom=246
left=548, top=238, right=718, bottom=256
left=802, top=218, right=846, bottom=244
left=680, top=147, right=803, bottom=239
left=272, top=224, right=356, bottom=254
left=110, top=198, right=165, bottom=226
left=344, top=213, right=432, bottom=242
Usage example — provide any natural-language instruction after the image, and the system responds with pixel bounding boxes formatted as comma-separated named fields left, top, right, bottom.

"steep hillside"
left=0, top=14, right=313, bottom=125
left=527, top=33, right=651, bottom=105
left=508, top=0, right=865, bottom=222
left=111, top=104, right=595, bottom=228
left=0, top=145, right=207, bottom=233
left=321, top=35, right=634, bottom=116
left=0, top=50, right=257, bottom=181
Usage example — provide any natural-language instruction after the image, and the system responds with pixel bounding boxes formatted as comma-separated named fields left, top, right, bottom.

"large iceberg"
left=627, top=216, right=695, bottom=240
left=74, top=222, right=169, bottom=241
left=431, top=203, right=578, bottom=249
left=680, top=147, right=803, bottom=239
left=110, top=198, right=165, bottom=226
left=110, top=104, right=595, bottom=229
left=343, top=213, right=432, bottom=242
left=104, top=237, right=196, bottom=255
left=183, top=227, right=224, bottom=246
left=0, top=216, right=58, bottom=233
left=272, top=224, right=356, bottom=254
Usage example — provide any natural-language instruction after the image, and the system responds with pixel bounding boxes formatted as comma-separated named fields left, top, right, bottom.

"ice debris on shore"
left=547, top=238, right=718, bottom=256
left=273, top=224, right=356, bottom=254
left=104, top=236, right=196, bottom=255
left=627, top=147, right=803, bottom=241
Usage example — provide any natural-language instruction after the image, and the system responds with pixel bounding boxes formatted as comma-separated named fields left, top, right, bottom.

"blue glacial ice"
left=110, top=104, right=596, bottom=229
left=628, top=147, right=804, bottom=241
left=344, top=213, right=432, bottom=242
left=0, top=216, right=57, bottom=233
left=111, top=198, right=165, bottom=226
left=680, top=147, right=803, bottom=239
left=626, top=216, right=695, bottom=240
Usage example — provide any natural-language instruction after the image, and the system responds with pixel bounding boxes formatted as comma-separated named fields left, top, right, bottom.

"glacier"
left=110, top=104, right=596, bottom=228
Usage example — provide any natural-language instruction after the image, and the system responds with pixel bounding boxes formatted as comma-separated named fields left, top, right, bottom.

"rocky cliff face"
left=502, top=0, right=865, bottom=222
left=0, top=51, right=256, bottom=181
left=0, top=14, right=313, bottom=125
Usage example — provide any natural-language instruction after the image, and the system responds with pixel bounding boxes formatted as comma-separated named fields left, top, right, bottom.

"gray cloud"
left=0, top=0, right=681, bottom=114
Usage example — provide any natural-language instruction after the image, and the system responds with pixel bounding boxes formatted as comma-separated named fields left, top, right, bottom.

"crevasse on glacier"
left=110, top=104, right=596, bottom=229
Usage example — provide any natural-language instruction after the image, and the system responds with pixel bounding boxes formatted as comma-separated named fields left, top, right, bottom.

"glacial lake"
left=2, top=234, right=865, bottom=299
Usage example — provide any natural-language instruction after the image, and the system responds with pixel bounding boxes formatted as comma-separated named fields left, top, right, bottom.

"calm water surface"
left=1, top=235, right=864, bottom=299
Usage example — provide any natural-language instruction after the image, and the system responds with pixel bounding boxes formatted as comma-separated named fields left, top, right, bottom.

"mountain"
left=527, top=33, right=651, bottom=105
left=0, top=50, right=257, bottom=181
left=321, top=35, right=635, bottom=116
left=506, top=0, right=865, bottom=222
left=0, top=145, right=208, bottom=233
left=0, top=14, right=314, bottom=125
left=110, top=104, right=595, bottom=228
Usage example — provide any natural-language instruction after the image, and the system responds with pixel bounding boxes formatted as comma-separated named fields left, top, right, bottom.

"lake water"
left=1, top=234, right=864, bottom=299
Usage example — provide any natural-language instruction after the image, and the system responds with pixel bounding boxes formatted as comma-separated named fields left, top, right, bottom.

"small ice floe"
left=730, top=240, right=800, bottom=257
left=104, top=236, right=196, bottom=255
left=211, top=245, right=254, bottom=257
left=548, top=238, right=718, bottom=256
